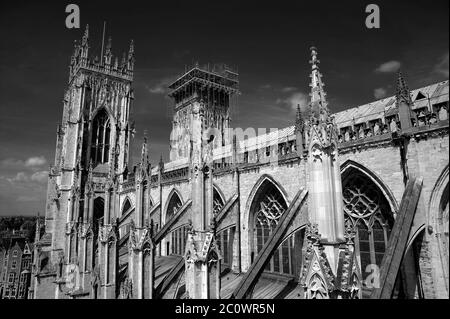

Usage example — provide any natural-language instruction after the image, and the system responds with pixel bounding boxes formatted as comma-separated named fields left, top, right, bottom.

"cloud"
left=30, top=171, right=49, bottom=184
left=6, top=170, right=48, bottom=185
left=277, top=91, right=308, bottom=112
left=281, top=87, right=297, bottom=93
left=7, top=172, right=28, bottom=183
left=374, top=87, right=388, bottom=99
left=260, top=84, right=272, bottom=90
left=146, top=77, right=174, bottom=95
left=434, top=52, right=449, bottom=77
left=1, top=156, right=47, bottom=170
left=25, top=156, right=47, bottom=167
left=375, top=60, right=401, bottom=73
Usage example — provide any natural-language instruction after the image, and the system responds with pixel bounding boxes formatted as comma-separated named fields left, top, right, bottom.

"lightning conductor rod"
left=100, top=21, right=106, bottom=65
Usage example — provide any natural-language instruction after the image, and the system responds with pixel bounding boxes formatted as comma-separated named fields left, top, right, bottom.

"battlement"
left=68, top=25, right=134, bottom=83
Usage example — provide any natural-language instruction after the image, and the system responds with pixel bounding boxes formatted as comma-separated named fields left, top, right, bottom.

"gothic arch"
left=163, top=188, right=183, bottom=224
left=213, top=184, right=225, bottom=215
left=341, top=160, right=399, bottom=214
left=91, top=106, right=115, bottom=126
left=428, top=164, right=449, bottom=295
left=90, top=108, right=113, bottom=166
left=340, top=160, right=396, bottom=290
left=213, top=184, right=226, bottom=204
left=93, top=196, right=105, bottom=222
left=121, top=196, right=134, bottom=215
left=246, top=175, right=295, bottom=275
left=244, top=174, right=290, bottom=224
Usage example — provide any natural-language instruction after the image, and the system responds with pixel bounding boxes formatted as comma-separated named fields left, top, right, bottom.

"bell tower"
left=167, top=63, right=239, bottom=162
left=34, top=25, right=135, bottom=299
left=166, top=64, right=239, bottom=298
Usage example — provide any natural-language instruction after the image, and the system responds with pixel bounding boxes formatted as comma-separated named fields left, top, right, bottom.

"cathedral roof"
left=334, top=80, right=448, bottom=129
left=162, top=80, right=448, bottom=169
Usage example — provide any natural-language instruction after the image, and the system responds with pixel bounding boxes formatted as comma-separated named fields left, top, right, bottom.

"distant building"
left=0, top=237, right=33, bottom=299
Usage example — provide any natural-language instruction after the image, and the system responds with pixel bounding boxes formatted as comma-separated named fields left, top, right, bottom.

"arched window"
left=166, top=191, right=182, bottom=221
left=439, top=183, right=449, bottom=276
left=251, top=179, right=298, bottom=275
left=213, top=188, right=224, bottom=215
left=342, top=169, right=394, bottom=288
left=122, top=199, right=132, bottom=216
left=91, top=109, right=111, bottom=165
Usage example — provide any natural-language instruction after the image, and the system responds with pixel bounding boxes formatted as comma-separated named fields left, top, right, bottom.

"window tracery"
left=342, top=171, right=393, bottom=278
left=91, top=109, right=111, bottom=165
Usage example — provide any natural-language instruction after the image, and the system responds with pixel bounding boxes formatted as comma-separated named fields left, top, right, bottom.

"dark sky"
left=0, top=0, right=448, bottom=216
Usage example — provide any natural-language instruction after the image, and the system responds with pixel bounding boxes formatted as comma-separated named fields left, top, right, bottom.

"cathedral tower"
left=167, top=64, right=239, bottom=298
left=167, top=63, right=239, bottom=162
left=33, top=25, right=135, bottom=299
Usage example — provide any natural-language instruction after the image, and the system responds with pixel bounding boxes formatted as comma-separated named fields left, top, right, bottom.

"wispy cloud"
left=6, top=170, right=48, bottom=185
left=145, top=76, right=175, bottom=95
left=375, top=60, right=401, bottom=73
left=281, top=87, right=297, bottom=93
left=374, top=87, right=388, bottom=99
left=276, top=91, right=308, bottom=112
left=1, top=156, right=47, bottom=170
left=25, top=156, right=47, bottom=167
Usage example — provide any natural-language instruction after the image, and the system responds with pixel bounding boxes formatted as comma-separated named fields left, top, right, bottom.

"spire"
left=121, top=52, right=127, bottom=70
left=396, top=70, right=412, bottom=107
left=159, top=154, right=164, bottom=172
left=141, top=132, right=149, bottom=165
left=79, top=24, right=89, bottom=60
left=128, top=39, right=134, bottom=56
left=127, top=40, right=135, bottom=71
left=309, top=46, right=329, bottom=123
left=106, top=36, right=112, bottom=53
left=82, top=24, right=89, bottom=45
left=104, top=36, right=112, bottom=66
left=34, top=211, right=41, bottom=242
left=295, top=104, right=304, bottom=133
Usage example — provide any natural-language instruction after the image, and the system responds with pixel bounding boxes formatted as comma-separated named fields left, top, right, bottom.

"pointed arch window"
left=166, top=191, right=182, bottom=221
left=91, top=109, right=111, bottom=165
left=213, top=188, right=224, bottom=215
left=342, top=169, right=394, bottom=292
left=251, top=180, right=298, bottom=275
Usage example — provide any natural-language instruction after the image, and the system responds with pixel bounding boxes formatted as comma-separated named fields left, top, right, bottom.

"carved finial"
left=309, top=46, right=329, bottom=123
left=128, top=39, right=134, bottom=56
left=396, top=70, right=412, bottom=107
left=106, top=36, right=112, bottom=51
left=159, top=154, right=164, bottom=171
left=295, top=104, right=304, bottom=133
left=141, top=133, right=149, bottom=167
left=121, top=52, right=127, bottom=70
left=127, top=40, right=135, bottom=71
left=82, top=24, right=89, bottom=45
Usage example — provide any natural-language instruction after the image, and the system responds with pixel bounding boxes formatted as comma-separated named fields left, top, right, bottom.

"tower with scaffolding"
left=167, top=63, right=239, bottom=162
